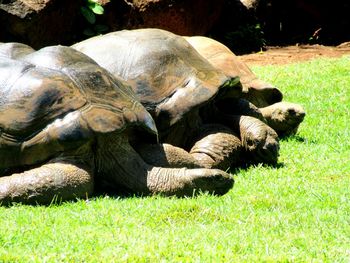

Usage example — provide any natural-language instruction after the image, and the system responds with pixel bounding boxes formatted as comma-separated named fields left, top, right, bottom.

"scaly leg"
left=98, top=134, right=234, bottom=197
left=189, top=124, right=242, bottom=170
left=136, top=124, right=242, bottom=171
left=0, top=161, right=93, bottom=205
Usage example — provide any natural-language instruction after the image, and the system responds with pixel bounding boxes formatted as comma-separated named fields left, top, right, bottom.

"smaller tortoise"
left=184, top=36, right=306, bottom=136
left=0, top=45, right=233, bottom=205
left=0, top=42, right=35, bottom=59
left=72, top=28, right=280, bottom=169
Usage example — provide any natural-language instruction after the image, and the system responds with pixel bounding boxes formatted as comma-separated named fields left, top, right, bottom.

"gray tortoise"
left=184, top=36, right=306, bottom=136
left=72, top=28, right=280, bottom=169
left=0, top=45, right=233, bottom=205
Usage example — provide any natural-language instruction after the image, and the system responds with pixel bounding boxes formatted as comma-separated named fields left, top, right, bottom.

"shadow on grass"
left=94, top=184, right=230, bottom=201
left=231, top=161, right=285, bottom=173
left=280, top=134, right=317, bottom=144
left=281, top=134, right=306, bottom=142
left=2, top=149, right=291, bottom=208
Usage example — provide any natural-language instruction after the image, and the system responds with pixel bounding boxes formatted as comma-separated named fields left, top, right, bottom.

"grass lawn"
left=1, top=56, right=349, bottom=262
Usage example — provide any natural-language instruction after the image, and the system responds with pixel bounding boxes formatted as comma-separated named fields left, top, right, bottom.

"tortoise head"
left=240, top=79, right=283, bottom=108
left=154, top=68, right=241, bottom=131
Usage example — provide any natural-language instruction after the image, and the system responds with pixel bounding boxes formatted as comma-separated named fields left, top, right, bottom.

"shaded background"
left=0, top=0, right=349, bottom=54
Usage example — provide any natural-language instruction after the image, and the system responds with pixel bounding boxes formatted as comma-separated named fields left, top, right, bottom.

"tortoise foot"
left=239, top=116, right=280, bottom=165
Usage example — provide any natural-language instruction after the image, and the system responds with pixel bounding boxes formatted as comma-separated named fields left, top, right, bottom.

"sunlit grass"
left=1, top=56, right=349, bottom=262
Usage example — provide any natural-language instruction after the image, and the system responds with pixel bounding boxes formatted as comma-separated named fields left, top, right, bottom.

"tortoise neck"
left=95, top=131, right=150, bottom=192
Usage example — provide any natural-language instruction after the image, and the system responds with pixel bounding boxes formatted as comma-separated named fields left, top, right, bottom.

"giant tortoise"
left=72, top=28, right=280, bottom=169
left=0, top=45, right=233, bottom=205
left=184, top=36, right=306, bottom=136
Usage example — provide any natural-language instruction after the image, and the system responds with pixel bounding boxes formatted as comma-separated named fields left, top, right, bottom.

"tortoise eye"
left=288, top=109, right=296, bottom=116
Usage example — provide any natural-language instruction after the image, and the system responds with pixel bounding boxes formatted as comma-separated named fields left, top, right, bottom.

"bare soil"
left=239, top=42, right=350, bottom=66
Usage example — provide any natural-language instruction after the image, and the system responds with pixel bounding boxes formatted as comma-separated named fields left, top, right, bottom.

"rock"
left=208, top=0, right=264, bottom=54
left=2, top=0, right=347, bottom=50
left=0, top=0, right=224, bottom=48
left=0, top=0, right=83, bottom=49
left=102, top=0, right=225, bottom=36
left=240, top=0, right=260, bottom=9
left=132, top=0, right=224, bottom=35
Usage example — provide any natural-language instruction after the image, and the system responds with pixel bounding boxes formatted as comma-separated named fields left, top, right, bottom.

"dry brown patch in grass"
left=239, top=42, right=350, bottom=66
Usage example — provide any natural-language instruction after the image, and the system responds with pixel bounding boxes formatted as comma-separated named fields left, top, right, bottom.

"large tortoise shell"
left=72, top=29, right=241, bottom=131
left=0, top=46, right=156, bottom=171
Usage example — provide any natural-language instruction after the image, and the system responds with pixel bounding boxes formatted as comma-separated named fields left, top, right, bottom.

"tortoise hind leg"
left=0, top=161, right=94, bottom=205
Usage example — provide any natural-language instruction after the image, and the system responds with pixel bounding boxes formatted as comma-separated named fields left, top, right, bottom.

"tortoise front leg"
left=136, top=125, right=242, bottom=171
left=135, top=143, right=201, bottom=168
left=98, top=135, right=233, bottom=197
left=189, top=124, right=242, bottom=170
left=203, top=104, right=280, bottom=165
left=0, top=161, right=93, bottom=205
left=218, top=115, right=280, bottom=165
left=146, top=166, right=233, bottom=196
left=236, top=115, right=280, bottom=164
